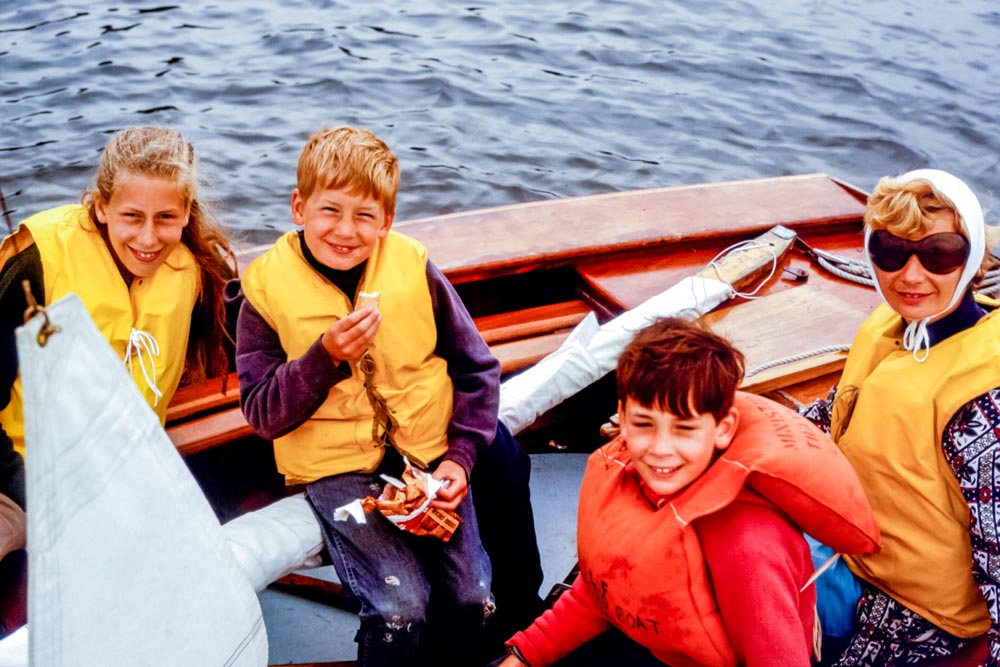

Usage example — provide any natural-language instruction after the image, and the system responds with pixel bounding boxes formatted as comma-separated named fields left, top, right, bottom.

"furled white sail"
left=498, top=275, right=732, bottom=435
left=224, top=493, right=324, bottom=593
left=16, top=294, right=268, bottom=666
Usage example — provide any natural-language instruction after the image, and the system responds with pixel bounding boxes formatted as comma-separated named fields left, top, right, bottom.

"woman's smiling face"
left=872, top=209, right=965, bottom=322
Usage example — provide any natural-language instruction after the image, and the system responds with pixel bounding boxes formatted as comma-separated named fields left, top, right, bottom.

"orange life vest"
left=576, top=392, right=880, bottom=667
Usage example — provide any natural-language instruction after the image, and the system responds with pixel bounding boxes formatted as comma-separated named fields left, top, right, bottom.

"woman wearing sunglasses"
left=803, top=169, right=1000, bottom=666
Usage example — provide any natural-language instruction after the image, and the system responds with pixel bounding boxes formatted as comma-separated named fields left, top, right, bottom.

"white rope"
left=813, top=249, right=875, bottom=287
left=745, top=344, right=852, bottom=378
left=800, top=551, right=841, bottom=593
left=902, top=319, right=931, bottom=363
left=123, top=328, right=164, bottom=407
left=980, top=284, right=1000, bottom=298
left=705, top=241, right=779, bottom=300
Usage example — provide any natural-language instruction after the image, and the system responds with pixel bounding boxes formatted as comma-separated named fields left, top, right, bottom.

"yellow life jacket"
left=240, top=230, right=452, bottom=484
left=832, top=303, right=1000, bottom=637
left=576, top=393, right=879, bottom=667
left=0, top=205, right=199, bottom=455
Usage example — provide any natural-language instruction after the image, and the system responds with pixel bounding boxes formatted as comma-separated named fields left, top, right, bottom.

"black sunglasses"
left=868, top=230, right=970, bottom=275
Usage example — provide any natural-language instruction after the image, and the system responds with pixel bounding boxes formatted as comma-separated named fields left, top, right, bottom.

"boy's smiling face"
left=619, top=398, right=738, bottom=498
left=291, top=184, right=393, bottom=271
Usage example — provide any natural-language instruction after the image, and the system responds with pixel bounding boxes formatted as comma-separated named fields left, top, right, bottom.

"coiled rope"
left=745, top=344, right=852, bottom=379
left=811, top=248, right=875, bottom=287
left=978, top=264, right=1000, bottom=298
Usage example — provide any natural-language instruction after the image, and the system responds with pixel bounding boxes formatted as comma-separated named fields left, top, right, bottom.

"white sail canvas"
left=17, top=294, right=267, bottom=666
left=499, top=275, right=731, bottom=434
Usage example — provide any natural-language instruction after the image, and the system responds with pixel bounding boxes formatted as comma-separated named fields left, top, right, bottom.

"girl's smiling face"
left=620, top=398, right=738, bottom=498
left=95, top=173, right=190, bottom=279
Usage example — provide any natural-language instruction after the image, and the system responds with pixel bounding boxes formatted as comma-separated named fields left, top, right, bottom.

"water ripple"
left=1, top=0, right=998, bottom=237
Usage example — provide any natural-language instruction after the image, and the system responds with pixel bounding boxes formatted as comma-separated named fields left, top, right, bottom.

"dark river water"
left=2, top=1, right=999, bottom=249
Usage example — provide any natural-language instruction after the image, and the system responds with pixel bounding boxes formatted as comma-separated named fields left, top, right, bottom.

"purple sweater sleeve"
left=235, top=296, right=352, bottom=440
left=426, top=261, right=500, bottom=475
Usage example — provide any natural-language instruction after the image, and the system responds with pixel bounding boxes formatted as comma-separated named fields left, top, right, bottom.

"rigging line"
left=0, top=180, right=13, bottom=234
left=979, top=284, right=1000, bottom=298
left=811, top=249, right=875, bottom=287
left=21, top=279, right=60, bottom=346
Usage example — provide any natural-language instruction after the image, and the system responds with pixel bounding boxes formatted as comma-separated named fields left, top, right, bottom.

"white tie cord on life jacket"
left=124, top=328, right=164, bottom=407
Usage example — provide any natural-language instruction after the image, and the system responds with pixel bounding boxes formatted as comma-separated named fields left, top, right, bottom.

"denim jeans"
left=307, top=450, right=494, bottom=667
left=471, top=422, right=544, bottom=652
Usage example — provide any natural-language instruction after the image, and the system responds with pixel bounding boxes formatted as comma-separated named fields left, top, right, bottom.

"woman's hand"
left=430, top=459, right=468, bottom=510
left=497, top=653, right=529, bottom=667
left=320, top=307, right=380, bottom=363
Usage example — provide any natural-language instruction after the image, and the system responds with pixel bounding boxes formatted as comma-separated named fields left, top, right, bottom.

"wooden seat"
left=166, top=372, right=248, bottom=457
left=166, top=300, right=595, bottom=454
left=474, top=299, right=591, bottom=374
left=168, top=407, right=254, bottom=457
left=166, top=372, right=240, bottom=423
left=474, top=300, right=590, bottom=345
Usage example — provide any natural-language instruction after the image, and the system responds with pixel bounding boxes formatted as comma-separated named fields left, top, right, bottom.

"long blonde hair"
left=82, top=126, right=236, bottom=383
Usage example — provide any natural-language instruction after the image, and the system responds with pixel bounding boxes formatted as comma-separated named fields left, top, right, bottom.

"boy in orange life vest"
left=500, top=317, right=879, bottom=667
left=235, top=126, right=543, bottom=665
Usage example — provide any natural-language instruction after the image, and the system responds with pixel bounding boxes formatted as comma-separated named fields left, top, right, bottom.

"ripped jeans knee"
left=357, top=610, right=425, bottom=666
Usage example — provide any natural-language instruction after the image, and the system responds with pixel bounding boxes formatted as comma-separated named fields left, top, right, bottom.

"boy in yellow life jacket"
left=234, top=126, right=542, bottom=666
left=501, top=317, right=879, bottom=667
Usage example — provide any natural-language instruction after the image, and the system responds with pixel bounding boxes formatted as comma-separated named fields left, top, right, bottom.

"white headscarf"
left=863, top=168, right=985, bottom=361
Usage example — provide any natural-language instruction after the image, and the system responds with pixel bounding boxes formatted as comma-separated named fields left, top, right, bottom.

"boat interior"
left=156, top=173, right=988, bottom=665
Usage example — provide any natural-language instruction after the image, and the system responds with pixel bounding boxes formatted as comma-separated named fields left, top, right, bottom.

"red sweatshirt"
left=508, top=466, right=815, bottom=667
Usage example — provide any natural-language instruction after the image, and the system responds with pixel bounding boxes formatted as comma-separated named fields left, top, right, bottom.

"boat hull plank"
left=577, top=227, right=875, bottom=313
left=392, top=174, right=867, bottom=284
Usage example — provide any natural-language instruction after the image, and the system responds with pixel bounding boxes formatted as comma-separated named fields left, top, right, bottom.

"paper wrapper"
left=334, top=461, right=461, bottom=542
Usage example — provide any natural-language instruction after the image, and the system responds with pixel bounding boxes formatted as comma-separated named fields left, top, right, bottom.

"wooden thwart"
left=475, top=300, right=590, bottom=345
left=704, top=284, right=870, bottom=395
left=490, top=331, right=573, bottom=376
left=166, top=372, right=240, bottom=423
left=169, top=408, right=254, bottom=457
